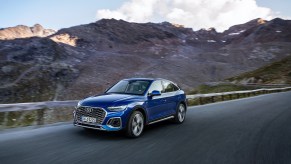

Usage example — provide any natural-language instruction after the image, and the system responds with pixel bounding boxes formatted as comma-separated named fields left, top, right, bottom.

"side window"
left=172, top=83, right=179, bottom=91
left=148, top=80, right=163, bottom=94
left=162, top=81, right=179, bottom=93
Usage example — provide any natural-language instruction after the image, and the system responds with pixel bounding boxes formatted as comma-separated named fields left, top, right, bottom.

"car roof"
left=123, top=77, right=166, bottom=81
left=122, top=78, right=180, bottom=88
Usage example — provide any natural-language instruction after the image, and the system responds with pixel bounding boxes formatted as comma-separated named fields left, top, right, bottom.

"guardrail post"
left=199, top=97, right=203, bottom=105
left=229, top=94, right=232, bottom=100
left=211, top=96, right=214, bottom=103
left=237, top=93, right=240, bottom=99
left=221, top=95, right=224, bottom=101
left=36, top=108, right=45, bottom=125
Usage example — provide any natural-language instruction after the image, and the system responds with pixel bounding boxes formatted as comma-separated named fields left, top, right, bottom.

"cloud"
left=96, top=0, right=275, bottom=32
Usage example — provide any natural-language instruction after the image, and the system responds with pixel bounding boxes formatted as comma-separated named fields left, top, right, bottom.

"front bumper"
left=73, top=108, right=124, bottom=131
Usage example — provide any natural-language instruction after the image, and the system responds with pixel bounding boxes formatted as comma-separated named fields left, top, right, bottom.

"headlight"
left=108, top=105, right=127, bottom=111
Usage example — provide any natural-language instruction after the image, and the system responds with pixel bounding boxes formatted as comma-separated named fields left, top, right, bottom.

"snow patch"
left=207, top=40, right=216, bottom=43
left=228, top=30, right=245, bottom=36
left=220, top=53, right=229, bottom=56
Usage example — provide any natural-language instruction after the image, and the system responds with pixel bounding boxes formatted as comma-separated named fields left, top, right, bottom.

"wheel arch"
left=131, top=105, right=148, bottom=125
left=179, top=100, right=187, bottom=110
left=176, top=99, right=187, bottom=112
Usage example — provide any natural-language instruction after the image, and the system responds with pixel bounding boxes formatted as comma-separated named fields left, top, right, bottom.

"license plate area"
left=81, top=116, right=97, bottom=123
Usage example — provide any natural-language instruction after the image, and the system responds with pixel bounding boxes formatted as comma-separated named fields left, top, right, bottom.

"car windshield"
left=106, top=80, right=151, bottom=95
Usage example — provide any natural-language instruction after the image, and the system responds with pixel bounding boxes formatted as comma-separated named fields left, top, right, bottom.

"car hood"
left=79, top=93, right=144, bottom=107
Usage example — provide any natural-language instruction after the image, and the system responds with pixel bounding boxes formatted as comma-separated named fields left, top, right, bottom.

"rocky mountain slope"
left=0, top=18, right=291, bottom=103
left=0, top=37, right=79, bottom=103
left=0, top=24, right=55, bottom=40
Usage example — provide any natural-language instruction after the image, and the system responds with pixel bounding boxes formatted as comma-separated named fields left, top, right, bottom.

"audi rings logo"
left=85, top=107, right=93, bottom=113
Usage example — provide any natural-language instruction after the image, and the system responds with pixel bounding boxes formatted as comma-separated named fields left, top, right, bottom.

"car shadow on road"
left=75, top=128, right=126, bottom=140
left=74, top=120, right=177, bottom=140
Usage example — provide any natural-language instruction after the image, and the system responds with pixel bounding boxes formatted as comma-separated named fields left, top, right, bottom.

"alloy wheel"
left=178, top=104, right=186, bottom=122
left=132, top=113, right=144, bottom=136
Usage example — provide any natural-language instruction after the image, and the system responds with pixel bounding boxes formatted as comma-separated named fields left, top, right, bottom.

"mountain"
left=0, top=37, right=79, bottom=103
left=229, top=18, right=291, bottom=45
left=228, top=55, right=291, bottom=84
left=0, top=18, right=291, bottom=103
left=0, top=24, right=55, bottom=40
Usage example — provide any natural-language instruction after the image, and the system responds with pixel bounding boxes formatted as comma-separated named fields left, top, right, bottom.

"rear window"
left=162, top=80, right=179, bottom=93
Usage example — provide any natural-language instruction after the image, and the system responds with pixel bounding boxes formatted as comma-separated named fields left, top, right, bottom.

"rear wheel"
left=173, top=103, right=186, bottom=123
left=126, top=111, right=144, bottom=138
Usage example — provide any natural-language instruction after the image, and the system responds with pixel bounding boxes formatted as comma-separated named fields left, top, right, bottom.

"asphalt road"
left=0, top=91, right=291, bottom=164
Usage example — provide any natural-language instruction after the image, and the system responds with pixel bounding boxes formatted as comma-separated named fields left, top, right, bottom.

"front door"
left=146, top=80, right=167, bottom=121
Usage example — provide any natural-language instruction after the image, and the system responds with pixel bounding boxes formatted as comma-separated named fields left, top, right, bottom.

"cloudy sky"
left=0, top=0, right=290, bottom=32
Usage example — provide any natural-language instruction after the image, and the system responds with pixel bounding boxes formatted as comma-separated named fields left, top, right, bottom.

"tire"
left=173, top=103, right=186, bottom=123
left=126, top=111, right=144, bottom=138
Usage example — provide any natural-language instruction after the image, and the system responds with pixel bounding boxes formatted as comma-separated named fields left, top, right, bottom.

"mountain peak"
left=0, top=24, right=55, bottom=40
left=33, top=23, right=43, bottom=28
left=257, top=18, right=266, bottom=24
left=96, top=18, right=128, bottom=25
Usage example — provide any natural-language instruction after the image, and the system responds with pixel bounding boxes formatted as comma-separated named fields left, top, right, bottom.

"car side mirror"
left=149, top=90, right=161, bottom=97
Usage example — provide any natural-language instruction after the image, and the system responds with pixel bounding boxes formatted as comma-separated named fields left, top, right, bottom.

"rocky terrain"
left=0, top=24, right=55, bottom=40
left=0, top=18, right=291, bottom=103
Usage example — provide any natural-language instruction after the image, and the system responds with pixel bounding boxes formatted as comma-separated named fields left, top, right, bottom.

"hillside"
left=0, top=18, right=291, bottom=103
left=228, top=55, right=291, bottom=84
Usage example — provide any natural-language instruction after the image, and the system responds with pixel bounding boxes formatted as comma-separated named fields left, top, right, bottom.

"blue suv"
left=73, top=78, right=187, bottom=137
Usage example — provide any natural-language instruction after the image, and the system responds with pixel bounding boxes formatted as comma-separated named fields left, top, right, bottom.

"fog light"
left=107, top=118, right=121, bottom=128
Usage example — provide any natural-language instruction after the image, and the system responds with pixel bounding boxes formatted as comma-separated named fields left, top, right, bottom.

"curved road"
left=0, top=91, right=291, bottom=164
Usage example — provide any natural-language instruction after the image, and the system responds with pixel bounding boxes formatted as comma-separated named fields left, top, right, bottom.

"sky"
left=0, top=0, right=290, bottom=32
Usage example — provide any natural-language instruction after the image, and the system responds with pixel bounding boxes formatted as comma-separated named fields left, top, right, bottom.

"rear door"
left=161, top=80, right=180, bottom=116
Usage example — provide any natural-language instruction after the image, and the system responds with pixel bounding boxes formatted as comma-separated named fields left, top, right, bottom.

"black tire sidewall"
left=126, top=111, right=144, bottom=138
left=174, top=103, right=186, bottom=124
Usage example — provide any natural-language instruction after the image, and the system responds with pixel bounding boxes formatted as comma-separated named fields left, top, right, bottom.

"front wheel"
left=126, top=111, right=144, bottom=138
left=173, top=103, right=186, bottom=123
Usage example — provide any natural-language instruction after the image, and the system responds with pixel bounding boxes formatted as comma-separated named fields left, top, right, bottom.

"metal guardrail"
left=0, top=87, right=291, bottom=112
left=0, top=100, right=78, bottom=112
left=186, top=87, right=291, bottom=105
left=204, top=82, right=291, bottom=88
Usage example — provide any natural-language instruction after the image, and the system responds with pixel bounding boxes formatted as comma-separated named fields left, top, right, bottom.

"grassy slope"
left=189, top=56, right=291, bottom=95
left=187, top=84, right=258, bottom=94
left=228, top=56, right=291, bottom=84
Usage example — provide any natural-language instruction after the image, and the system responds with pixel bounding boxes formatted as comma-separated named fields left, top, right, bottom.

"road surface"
left=0, top=91, right=291, bottom=164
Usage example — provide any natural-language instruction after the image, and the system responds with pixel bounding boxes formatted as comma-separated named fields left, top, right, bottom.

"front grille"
left=76, top=106, right=106, bottom=124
